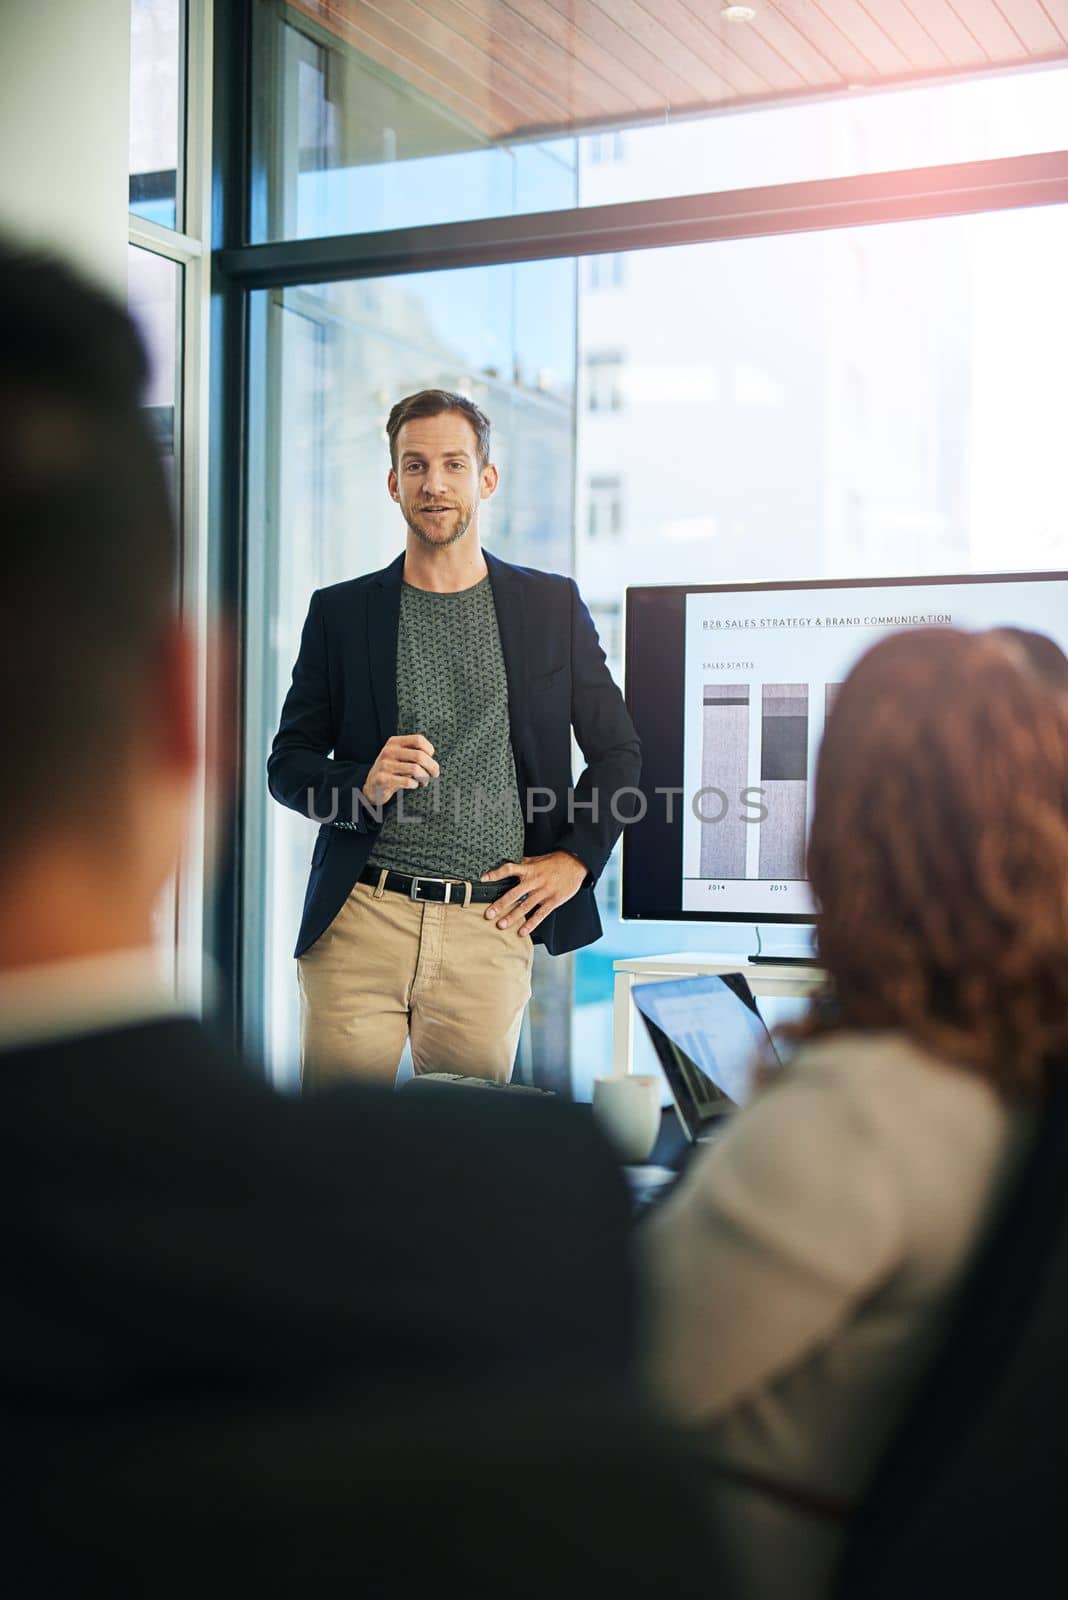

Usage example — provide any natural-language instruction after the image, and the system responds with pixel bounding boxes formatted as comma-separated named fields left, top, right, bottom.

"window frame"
left=129, top=0, right=214, bottom=1015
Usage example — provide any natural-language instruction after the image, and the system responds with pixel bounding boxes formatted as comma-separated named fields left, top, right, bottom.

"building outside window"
left=587, top=253, right=625, bottom=291
left=586, top=351, right=624, bottom=413
left=588, top=476, right=623, bottom=540
left=588, top=132, right=625, bottom=164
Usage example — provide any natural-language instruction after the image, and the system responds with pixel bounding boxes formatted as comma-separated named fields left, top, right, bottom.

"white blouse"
left=638, top=1030, right=1027, bottom=1598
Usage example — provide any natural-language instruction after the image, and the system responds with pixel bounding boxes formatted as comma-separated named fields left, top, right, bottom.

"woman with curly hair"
left=638, top=625, right=1068, bottom=1598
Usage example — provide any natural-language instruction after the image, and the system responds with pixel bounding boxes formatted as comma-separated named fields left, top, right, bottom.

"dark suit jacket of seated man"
left=268, top=389, right=641, bottom=1089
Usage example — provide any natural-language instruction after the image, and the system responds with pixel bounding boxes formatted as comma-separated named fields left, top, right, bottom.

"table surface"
left=613, top=951, right=825, bottom=980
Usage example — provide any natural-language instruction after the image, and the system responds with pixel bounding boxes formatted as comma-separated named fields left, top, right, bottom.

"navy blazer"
left=268, top=551, right=642, bottom=959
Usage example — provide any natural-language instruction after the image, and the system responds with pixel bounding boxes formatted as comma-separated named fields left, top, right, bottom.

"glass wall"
left=127, top=243, right=184, bottom=968
left=572, top=202, right=1068, bottom=1090
left=128, top=0, right=212, bottom=1013
left=127, top=245, right=183, bottom=509
left=245, top=199, right=1068, bottom=1092
left=252, top=0, right=1068, bottom=240
left=129, top=0, right=185, bottom=229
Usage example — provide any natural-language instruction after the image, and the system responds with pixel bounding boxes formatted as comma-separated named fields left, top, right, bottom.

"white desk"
left=612, top=952, right=825, bottom=1075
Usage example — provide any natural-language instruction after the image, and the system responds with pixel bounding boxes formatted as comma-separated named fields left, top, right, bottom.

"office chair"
left=835, top=1067, right=1068, bottom=1598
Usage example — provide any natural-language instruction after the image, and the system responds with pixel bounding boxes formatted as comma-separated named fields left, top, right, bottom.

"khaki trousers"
left=297, top=877, right=534, bottom=1089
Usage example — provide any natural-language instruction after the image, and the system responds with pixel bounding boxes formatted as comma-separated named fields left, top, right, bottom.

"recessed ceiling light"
left=721, top=5, right=757, bottom=19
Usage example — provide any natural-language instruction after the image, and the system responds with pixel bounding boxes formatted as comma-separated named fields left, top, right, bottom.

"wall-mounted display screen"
left=623, top=571, right=1068, bottom=925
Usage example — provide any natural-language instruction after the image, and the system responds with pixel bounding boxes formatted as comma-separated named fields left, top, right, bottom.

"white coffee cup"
left=591, top=1073, right=661, bottom=1164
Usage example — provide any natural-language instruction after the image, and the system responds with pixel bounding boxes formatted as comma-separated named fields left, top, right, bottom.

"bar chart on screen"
left=664, top=573, right=1068, bottom=921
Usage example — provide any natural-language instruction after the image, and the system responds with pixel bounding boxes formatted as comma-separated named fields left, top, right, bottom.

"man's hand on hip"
left=481, top=851, right=588, bottom=935
left=362, top=734, right=439, bottom=807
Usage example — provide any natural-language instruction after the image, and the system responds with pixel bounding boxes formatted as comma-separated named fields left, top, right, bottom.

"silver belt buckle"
left=410, top=875, right=452, bottom=904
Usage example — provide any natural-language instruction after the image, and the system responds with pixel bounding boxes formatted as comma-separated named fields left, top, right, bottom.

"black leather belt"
left=359, top=865, right=519, bottom=905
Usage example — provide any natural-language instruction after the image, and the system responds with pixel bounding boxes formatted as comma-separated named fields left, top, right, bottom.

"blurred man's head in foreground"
left=0, top=243, right=197, bottom=962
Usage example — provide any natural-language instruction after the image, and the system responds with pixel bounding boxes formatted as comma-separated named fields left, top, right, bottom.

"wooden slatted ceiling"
left=291, top=0, right=1068, bottom=141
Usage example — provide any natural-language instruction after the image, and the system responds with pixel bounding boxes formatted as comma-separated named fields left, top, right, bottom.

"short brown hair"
left=802, top=627, right=1068, bottom=1099
left=386, top=389, right=491, bottom=469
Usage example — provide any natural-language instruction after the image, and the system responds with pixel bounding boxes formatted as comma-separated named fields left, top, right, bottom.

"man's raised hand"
left=362, top=734, right=439, bottom=807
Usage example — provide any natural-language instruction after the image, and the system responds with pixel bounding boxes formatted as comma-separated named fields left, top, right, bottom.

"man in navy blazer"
left=268, top=389, right=641, bottom=1087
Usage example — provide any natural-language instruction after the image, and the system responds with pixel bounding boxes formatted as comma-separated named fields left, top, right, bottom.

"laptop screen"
left=632, top=974, right=780, bottom=1141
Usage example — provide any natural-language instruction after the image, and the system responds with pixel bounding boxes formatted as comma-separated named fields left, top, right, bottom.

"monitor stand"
left=748, top=925, right=818, bottom=966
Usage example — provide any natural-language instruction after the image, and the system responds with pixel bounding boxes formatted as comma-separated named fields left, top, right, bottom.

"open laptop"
left=632, top=973, right=781, bottom=1146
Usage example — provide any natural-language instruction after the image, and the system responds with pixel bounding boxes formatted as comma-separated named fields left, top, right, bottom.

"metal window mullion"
left=126, top=0, right=216, bottom=1017
left=128, top=215, right=204, bottom=262
left=215, top=149, right=1068, bottom=289
left=205, top=0, right=253, bottom=1051
left=126, top=0, right=214, bottom=1015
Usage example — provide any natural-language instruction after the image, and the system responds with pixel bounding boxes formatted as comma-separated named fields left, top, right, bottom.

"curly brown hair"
left=802, top=626, right=1068, bottom=1099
